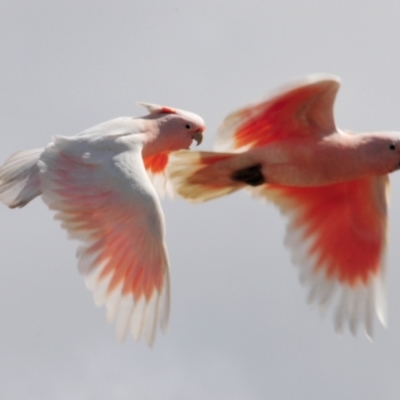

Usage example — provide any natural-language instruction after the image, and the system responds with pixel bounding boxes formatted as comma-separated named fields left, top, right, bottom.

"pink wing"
left=252, top=175, right=389, bottom=337
left=38, top=141, right=170, bottom=346
left=214, top=74, right=340, bottom=152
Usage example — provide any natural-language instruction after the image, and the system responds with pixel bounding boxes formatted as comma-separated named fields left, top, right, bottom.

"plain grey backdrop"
left=1, top=1, right=400, bottom=399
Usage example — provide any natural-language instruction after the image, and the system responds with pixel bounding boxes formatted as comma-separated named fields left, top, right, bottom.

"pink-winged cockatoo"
left=0, top=103, right=205, bottom=346
left=167, top=74, right=400, bottom=338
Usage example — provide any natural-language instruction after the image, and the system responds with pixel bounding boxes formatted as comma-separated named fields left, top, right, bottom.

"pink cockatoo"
left=0, top=103, right=205, bottom=346
left=167, top=75, right=400, bottom=337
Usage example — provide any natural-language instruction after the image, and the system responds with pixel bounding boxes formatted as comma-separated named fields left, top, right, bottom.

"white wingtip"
left=286, top=226, right=387, bottom=339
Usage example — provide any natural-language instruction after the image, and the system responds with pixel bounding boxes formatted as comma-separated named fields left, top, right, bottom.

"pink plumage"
left=167, top=75, right=399, bottom=337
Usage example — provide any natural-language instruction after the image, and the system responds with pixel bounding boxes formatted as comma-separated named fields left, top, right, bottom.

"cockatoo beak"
left=192, top=131, right=203, bottom=146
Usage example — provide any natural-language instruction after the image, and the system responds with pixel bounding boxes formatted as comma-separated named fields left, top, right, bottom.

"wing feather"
left=215, top=74, right=340, bottom=153
left=251, top=175, right=389, bottom=337
left=38, top=140, right=170, bottom=346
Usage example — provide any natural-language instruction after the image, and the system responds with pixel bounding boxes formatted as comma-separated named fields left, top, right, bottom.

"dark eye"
left=390, top=144, right=396, bottom=150
left=185, top=124, right=191, bottom=130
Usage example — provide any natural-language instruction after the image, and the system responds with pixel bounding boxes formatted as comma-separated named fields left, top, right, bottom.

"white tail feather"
left=0, top=149, right=43, bottom=208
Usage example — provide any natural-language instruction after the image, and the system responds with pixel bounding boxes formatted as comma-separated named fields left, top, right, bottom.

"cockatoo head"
left=139, top=103, right=205, bottom=151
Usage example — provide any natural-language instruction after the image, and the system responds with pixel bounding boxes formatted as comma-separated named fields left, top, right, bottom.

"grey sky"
left=1, top=1, right=400, bottom=399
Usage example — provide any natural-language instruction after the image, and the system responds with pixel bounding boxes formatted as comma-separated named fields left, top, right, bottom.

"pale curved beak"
left=192, top=131, right=203, bottom=146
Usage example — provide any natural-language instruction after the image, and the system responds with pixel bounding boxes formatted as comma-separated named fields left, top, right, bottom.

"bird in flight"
left=0, top=103, right=204, bottom=346
left=168, top=75, right=400, bottom=338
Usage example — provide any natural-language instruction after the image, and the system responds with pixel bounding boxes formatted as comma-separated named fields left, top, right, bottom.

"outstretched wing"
left=214, top=74, right=340, bottom=152
left=38, top=138, right=170, bottom=346
left=251, top=175, right=389, bottom=337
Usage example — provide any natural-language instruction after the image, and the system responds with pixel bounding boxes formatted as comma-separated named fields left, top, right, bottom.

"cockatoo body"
left=168, top=75, right=400, bottom=337
left=0, top=103, right=205, bottom=346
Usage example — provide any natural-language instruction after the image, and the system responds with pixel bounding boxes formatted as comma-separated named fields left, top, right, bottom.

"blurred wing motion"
left=214, top=74, right=340, bottom=152
left=222, top=74, right=388, bottom=335
left=168, top=75, right=388, bottom=337
left=169, top=75, right=341, bottom=202
left=39, top=138, right=170, bottom=346
left=252, top=176, right=389, bottom=337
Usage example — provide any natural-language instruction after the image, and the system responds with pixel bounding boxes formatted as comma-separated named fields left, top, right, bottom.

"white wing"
left=38, top=133, right=170, bottom=346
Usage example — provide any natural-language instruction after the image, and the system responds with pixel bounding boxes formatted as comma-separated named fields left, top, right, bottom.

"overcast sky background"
left=1, top=1, right=400, bottom=399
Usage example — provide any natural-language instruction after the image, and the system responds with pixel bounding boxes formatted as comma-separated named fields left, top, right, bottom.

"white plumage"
left=0, top=106, right=205, bottom=346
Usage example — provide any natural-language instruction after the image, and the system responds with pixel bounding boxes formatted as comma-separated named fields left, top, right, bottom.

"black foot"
left=231, top=164, right=265, bottom=186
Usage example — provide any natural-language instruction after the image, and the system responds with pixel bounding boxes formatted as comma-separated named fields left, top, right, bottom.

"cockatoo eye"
left=390, top=144, right=396, bottom=150
left=185, top=124, right=191, bottom=130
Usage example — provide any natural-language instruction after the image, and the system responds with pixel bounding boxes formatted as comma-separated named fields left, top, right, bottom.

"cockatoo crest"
left=137, top=102, right=177, bottom=115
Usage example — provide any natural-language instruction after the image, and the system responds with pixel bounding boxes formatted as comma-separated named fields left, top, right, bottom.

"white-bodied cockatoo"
left=0, top=103, right=205, bottom=346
